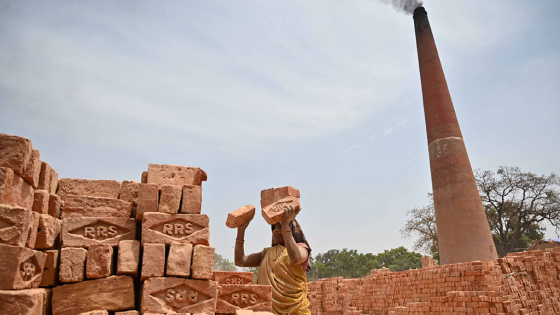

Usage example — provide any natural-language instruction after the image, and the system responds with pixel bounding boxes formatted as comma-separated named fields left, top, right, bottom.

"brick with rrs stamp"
left=142, top=213, right=209, bottom=246
left=0, top=244, right=47, bottom=289
left=216, top=284, right=272, bottom=314
left=62, top=217, right=136, bottom=248
left=0, top=205, right=32, bottom=247
left=212, top=271, right=255, bottom=285
left=141, top=277, right=218, bottom=314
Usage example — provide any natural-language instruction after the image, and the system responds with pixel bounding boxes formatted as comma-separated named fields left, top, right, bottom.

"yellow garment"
left=256, top=244, right=311, bottom=315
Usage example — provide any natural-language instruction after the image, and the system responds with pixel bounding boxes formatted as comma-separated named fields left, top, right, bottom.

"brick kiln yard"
left=1, top=132, right=560, bottom=315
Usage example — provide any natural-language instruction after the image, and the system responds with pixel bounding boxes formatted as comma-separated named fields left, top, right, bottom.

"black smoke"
left=380, top=0, right=423, bottom=15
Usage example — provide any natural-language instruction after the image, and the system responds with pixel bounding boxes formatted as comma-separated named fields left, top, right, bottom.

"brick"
left=0, top=205, right=32, bottom=246
left=216, top=284, right=272, bottom=314
left=52, top=275, right=135, bottom=315
left=49, top=167, right=58, bottom=195
left=141, top=277, right=217, bottom=314
left=147, top=164, right=207, bottom=186
left=32, top=189, right=49, bottom=214
left=119, top=180, right=139, bottom=204
left=212, top=271, right=255, bottom=285
left=26, top=211, right=40, bottom=248
left=115, top=311, right=139, bottom=315
left=49, top=194, right=62, bottom=218
left=78, top=311, right=109, bottom=315
left=0, top=133, right=32, bottom=175
left=62, top=195, right=133, bottom=219
left=0, top=288, right=49, bottom=315
left=0, top=244, right=47, bottom=289
left=137, top=183, right=158, bottom=221
left=57, top=178, right=122, bottom=200
left=141, top=243, right=166, bottom=280
left=191, top=245, right=214, bottom=280
left=59, top=247, right=87, bottom=283
left=4, top=171, right=35, bottom=210
left=141, top=171, right=148, bottom=183
left=40, top=250, right=59, bottom=287
left=142, top=213, right=209, bottom=246
left=117, top=240, right=140, bottom=277
left=159, top=184, right=182, bottom=214
left=35, top=214, right=62, bottom=249
left=181, top=184, right=202, bottom=214
left=0, top=167, right=14, bottom=204
left=38, top=161, right=52, bottom=192
left=86, top=244, right=114, bottom=279
left=62, top=217, right=136, bottom=248
left=22, top=148, right=41, bottom=188
left=260, top=186, right=300, bottom=209
left=226, top=205, right=256, bottom=228
left=166, top=242, right=193, bottom=277
left=261, top=196, right=301, bottom=225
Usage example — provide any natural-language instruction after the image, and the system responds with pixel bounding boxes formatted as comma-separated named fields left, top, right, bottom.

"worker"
left=234, top=205, right=312, bottom=315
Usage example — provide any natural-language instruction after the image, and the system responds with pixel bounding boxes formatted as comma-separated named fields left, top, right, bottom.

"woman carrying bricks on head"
left=234, top=205, right=312, bottom=315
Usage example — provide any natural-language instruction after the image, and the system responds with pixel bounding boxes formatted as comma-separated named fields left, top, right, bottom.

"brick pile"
left=308, top=249, right=560, bottom=315
left=0, top=133, right=272, bottom=315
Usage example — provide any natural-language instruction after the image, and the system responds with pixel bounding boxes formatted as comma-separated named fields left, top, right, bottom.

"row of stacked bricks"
left=0, top=133, right=273, bottom=315
left=308, top=248, right=560, bottom=315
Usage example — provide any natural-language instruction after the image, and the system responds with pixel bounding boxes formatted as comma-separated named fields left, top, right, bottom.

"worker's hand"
left=238, top=219, right=250, bottom=232
left=280, top=204, right=297, bottom=226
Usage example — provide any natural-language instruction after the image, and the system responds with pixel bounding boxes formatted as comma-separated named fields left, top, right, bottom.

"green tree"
left=374, top=246, right=422, bottom=272
left=214, top=253, right=237, bottom=272
left=402, top=166, right=559, bottom=257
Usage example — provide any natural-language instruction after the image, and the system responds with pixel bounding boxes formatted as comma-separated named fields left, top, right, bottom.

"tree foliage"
left=401, top=166, right=559, bottom=257
left=307, top=247, right=421, bottom=281
left=214, top=253, right=237, bottom=272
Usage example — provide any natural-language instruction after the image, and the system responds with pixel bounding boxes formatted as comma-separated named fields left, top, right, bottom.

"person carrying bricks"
left=234, top=205, right=312, bottom=315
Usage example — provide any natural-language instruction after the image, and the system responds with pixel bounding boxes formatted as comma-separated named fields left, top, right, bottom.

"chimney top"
left=413, top=6, right=427, bottom=19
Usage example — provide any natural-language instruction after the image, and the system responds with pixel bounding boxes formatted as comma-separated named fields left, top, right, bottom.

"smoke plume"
left=380, top=0, right=423, bottom=15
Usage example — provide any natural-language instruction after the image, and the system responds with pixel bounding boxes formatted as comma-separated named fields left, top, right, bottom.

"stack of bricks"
left=0, top=133, right=274, bottom=315
left=308, top=247, right=560, bottom=315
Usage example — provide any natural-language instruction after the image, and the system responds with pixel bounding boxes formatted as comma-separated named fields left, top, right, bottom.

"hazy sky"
left=1, top=0, right=559, bottom=261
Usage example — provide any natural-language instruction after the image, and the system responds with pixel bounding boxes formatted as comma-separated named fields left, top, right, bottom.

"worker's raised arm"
left=234, top=220, right=263, bottom=267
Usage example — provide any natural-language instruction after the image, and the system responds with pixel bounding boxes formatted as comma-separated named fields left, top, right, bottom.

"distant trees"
left=214, top=253, right=237, bottom=272
left=401, top=166, right=560, bottom=258
left=307, top=247, right=422, bottom=281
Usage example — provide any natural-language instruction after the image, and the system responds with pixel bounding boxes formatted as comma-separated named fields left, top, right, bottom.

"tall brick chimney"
left=413, top=7, right=498, bottom=264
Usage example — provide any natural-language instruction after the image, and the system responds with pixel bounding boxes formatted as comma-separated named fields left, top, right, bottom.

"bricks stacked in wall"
left=0, top=133, right=62, bottom=314
left=139, top=164, right=221, bottom=314
left=307, top=247, right=560, bottom=315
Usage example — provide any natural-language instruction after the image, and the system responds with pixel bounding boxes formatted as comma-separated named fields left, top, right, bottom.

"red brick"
left=0, top=244, right=47, bottom=289
left=26, top=211, right=40, bottom=248
left=35, top=214, right=62, bottom=249
left=141, top=171, right=148, bottom=183
left=115, top=311, right=139, bottom=315
left=40, top=250, right=59, bottom=287
left=216, top=284, right=272, bottom=314
left=86, top=244, right=114, bottom=279
left=147, top=164, right=207, bottom=186
left=166, top=242, right=193, bottom=277
left=32, top=189, right=49, bottom=214
left=48, top=194, right=61, bottom=218
left=226, top=205, right=256, bottom=228
left=61, top=217, right=136, bottom=248
left=181, top=184, right=202, bottom=214
left=22, top=148, right=41, bottom=188
left=260, top=186, right=300, bottom=209
left=119, top=180, right=139, bottom=204
left=0, top=205, right=32, bottom=246
left=62, top=195, right=133, bottom=219
left=0, top=288, right=49, bottom=315
left=4, top=171, right=35, bottom=210
left=191, top=245, right=214, bottom=280
left=159, top=184, right=182, bottom=214
left=142, top=213, right=209, bottom=246
left=212, top=271, right=255, bottom=285
left=57, top=178, right=121, bottom=200
left=78, top=311, right=109, bottom=315
left=117, top=240, right=140, bottom=277
left=141, top=277, right=217, bottom=314
left=260, top=186, right=301, bottom=225
left=59, top=247, right=87, bottom=283
left=141, top=243, right=165, bottom=280
left=136, top=183, right=158, bottom=221
left=0, top=167, right=13, bottom=204
left=52, top=275, right=135, bottom=315
left=0, top=133, right=32, bottom=175
left=37, top=161, right=52, bottom=192
left=49, top=167, right=58, bottom=195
